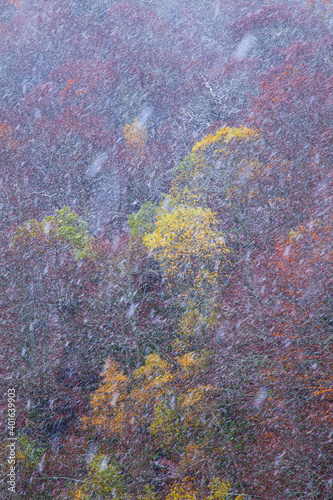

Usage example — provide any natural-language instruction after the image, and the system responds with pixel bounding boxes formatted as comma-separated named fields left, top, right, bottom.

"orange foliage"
left=82, top=351, right=229, bottom=486
left=0, top=122, right=17, bottom=150
left=123, top=118, right=148, bottom=154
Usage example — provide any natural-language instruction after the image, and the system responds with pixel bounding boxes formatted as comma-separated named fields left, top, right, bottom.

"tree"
left=82, top=352, right=243, bottom=497
left=143, top=202, right=229, bottom=300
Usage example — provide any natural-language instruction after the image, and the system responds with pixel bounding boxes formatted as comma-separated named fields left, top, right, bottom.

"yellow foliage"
left=192, top=126, right=257, bottom=154
left=83, top=354, right=177, bottom=438
left=148, top=401, right=185, bottom=446
left=82, top=353, right=246, bottom=498
left=82, top=360, right=130, bottom=434
left=166, top=479, right=197, bottom=500
left=143, top=203, right=229, bottom=296
left=169, top=126, right=259, bottom=215
left=130, top=354, right=176, bottom=429
left=134, top=353, right=174, bottom=387
left=169, top=168, right=201, bottom=206
left=207, top=478, right=230, bottom=500
left=177, top=351, right=199, bottom=372
left=138, top=485, right=158, bottom=500
left=124, top=118, right=148, bottom=150
left=16, top=435, right=45, bottom=469
left=207, top=478, right=244, bottom=500
left=176, top=302, right=218, bottom=347
left=85, top=350, right=222, bottom=458
left=165, top=478, right=243, bottom=500
left=71, top=488, right=89, bottom=500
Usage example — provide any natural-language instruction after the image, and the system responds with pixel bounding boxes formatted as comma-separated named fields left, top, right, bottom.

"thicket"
left=0, top=0, right=332, bottom=498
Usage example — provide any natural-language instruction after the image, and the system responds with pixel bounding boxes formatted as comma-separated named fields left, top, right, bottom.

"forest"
left=0, top=0, right=332, bottom=498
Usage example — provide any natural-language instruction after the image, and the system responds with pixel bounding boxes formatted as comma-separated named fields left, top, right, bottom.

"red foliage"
left=249, top=39, right=333, bottom=164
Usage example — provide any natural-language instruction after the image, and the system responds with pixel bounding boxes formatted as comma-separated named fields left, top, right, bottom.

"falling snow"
left=0, top=0, right=332, bottom=499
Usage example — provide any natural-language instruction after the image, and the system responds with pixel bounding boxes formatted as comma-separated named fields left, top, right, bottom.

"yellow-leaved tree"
left=140, top=200, right=230, bottom=348
left=143, top=202, right=230, bottom=298
left=81, top=352, right=238, bottom=497
left=123, top=118, right=148, bottom=154
left=170, top=126, right=259, bottom=208
left=165, top=478, right=244, bottom=500
left=75, top=129, right=252, bottom=500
